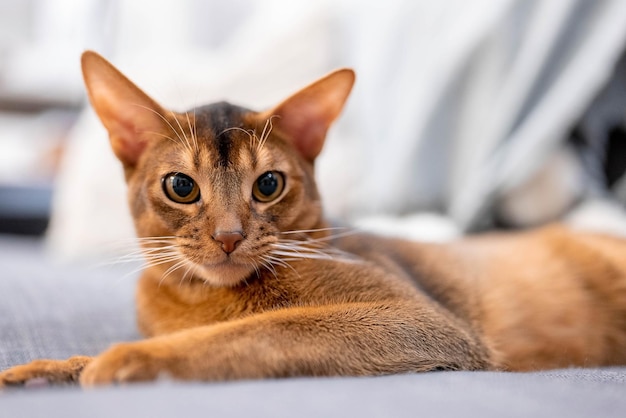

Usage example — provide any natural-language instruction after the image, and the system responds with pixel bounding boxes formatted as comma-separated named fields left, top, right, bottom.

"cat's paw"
left=79, top=343, right=171, bottom=386
left=0, top=356, right=92, bottom=388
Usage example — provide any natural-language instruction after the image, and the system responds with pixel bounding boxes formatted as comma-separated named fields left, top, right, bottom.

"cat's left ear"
left=81, top=51, right=173, bottom=169
left=258, top=69, right=355, bottom=162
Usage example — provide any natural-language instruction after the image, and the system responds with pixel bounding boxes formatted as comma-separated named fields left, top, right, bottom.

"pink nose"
left=212, top=231, right=244, bottom=254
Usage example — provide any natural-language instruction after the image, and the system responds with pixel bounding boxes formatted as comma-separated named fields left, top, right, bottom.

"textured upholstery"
left=1, top=235, right=625, bottom=417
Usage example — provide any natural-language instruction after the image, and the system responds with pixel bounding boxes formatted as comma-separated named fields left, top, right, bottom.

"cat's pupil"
left=163, top=172, right=200, bottom=204
left=252, top=171, right=285, bottom=203
left=172, top=175, right=194, bottom=197
left=257, top=172, right=279, bottom=196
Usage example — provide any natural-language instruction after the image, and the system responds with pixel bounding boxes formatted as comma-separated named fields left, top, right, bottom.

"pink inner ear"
left=264, top=69, right=354, bottom=162
left=277, top=103, right=329, bottom=162
left=101, top=104, right=152, bottom=167
left=93, top=81, right=172, bottom=168
left=82, top=52, right=171, bottom=169
left=111, top=134, right=148, bottom=167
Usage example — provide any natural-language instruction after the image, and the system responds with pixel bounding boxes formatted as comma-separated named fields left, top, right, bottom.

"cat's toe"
left=0, top=370, right=22, bottom=388
left=0, top=356, right=92, bottom=389
left=80, top=344, right=163, bottom=387
left=0, top=362, right=49, bottom=388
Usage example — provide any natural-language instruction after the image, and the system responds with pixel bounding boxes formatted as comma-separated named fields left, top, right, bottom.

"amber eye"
left=162, top=173, right=200, bottom=204
left=252, top=171, right=285, bottom=202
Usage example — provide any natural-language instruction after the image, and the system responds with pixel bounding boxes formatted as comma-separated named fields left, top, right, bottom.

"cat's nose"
left=212, top=231, right=244, bottom=254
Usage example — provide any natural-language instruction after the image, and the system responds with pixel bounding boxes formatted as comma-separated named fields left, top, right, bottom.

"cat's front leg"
left=80, top=302, right=491, bottom=386
left=0, top=356, right=92, bottom=387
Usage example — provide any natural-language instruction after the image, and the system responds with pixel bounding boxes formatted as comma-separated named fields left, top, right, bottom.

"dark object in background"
left=605, top=125, right=626, bottom=188
left=0, top=185, right=52, bottom=235
left=569, top=47, right=626, bottom=202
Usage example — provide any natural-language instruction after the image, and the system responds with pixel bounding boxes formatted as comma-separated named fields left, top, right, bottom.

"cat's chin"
left=197, top=261, right=255, bottom=287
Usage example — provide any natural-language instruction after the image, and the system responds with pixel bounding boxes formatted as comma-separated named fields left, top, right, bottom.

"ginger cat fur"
left=1, top=51, right=626, bottom=387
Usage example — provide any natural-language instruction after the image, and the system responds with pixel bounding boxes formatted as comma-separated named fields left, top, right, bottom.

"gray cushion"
left=1, top=235, right=625, bottom=418
left=0, top=236, right=139, bottom=368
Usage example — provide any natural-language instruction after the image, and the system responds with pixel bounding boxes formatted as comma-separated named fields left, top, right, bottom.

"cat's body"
left=1, top=52, right=625, bottom=387
left=136, top=224, right=626, bottom=375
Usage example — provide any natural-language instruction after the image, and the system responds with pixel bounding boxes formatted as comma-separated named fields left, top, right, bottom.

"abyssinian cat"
left=2, top=51, right=626, bottom=387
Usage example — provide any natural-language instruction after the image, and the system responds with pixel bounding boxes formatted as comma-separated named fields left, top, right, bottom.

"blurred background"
left=1, top=0, right=626, bottom=261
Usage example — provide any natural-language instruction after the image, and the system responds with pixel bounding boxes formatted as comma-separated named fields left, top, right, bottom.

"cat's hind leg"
left=0, top=356, right=92, bottom=388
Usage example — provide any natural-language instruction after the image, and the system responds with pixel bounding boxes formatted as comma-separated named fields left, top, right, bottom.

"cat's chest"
left=134, top=268, right=300, bottom=336
left=134, top=256, right=416, bottom=337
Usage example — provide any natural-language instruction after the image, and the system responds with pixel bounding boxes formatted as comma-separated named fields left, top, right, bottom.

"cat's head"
left=81, top=51, right=354, bottom=287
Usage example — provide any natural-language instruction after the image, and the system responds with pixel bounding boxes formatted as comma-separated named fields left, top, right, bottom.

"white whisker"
left=258, top=255, right=279, bottom=279
left=279, top=227, right=349, bottom=235
left=140, top=130, right=183, bottom=146
left=268, top=233, right=361, bottom=265
left=270, top=249, right=332, bottom=260
left=135, top=235, right=179, bottom=241
left=262, top=254, right=291, bottom=268
left=264, top=254, right=299, bottom=277
left=184, top=111, right=198, bottom=152
left=219, top=126, right=255, bottom=141
left=256, top=116, right=277, bottom=155
left=171, top=110, right=193, bottom=154
left=180, top=264, right=197, bottom=288
left=131, top=104, right=189, bottom=151
left=160, top=259, right=188, bottom=287
left=271, top=246, right=331, bottom=260
left=143, top=256, right=184, bottom=269
left=247, top=256, right=262, bottom=279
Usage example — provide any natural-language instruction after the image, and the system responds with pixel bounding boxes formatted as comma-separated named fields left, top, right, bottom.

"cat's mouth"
left=196, top=259, right=256, bottom=287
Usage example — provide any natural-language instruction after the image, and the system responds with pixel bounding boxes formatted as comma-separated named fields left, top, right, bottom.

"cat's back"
left=337, top=225, right=626, bottom=370
left=469, top=226, right=626, bottom=370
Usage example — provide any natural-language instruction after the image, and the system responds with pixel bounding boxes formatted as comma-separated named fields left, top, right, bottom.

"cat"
left=1, top=51, right=626, bottom=387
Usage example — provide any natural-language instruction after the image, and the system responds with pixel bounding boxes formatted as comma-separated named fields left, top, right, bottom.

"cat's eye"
left=252, top=171, right=285, bottom=202
left=162, top=173, right=200, bottom=204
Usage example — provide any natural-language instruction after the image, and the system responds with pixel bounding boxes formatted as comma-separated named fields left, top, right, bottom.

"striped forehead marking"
left=191, top=102, right=250, bottom=168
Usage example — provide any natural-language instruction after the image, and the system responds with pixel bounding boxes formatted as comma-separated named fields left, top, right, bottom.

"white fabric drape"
left=18, top=0, right=625, bottom=258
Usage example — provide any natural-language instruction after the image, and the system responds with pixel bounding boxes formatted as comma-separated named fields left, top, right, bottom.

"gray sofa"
left=1, top=235, right=625, bottom=418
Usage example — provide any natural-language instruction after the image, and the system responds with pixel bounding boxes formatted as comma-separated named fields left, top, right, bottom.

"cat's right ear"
left=81, top=51, right=170, bottom=168
left=257, top=68, right=355, bottom=163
